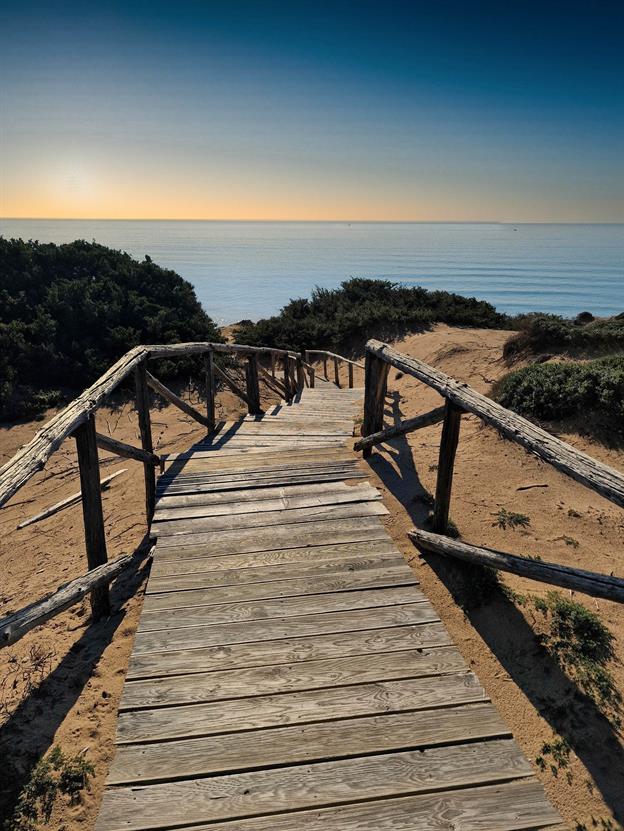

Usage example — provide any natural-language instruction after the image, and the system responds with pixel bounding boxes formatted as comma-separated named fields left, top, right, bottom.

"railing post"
left=205, top=350, right=216, bottom=433
left=348, top=362, right=354, bottom=389
left=270, top=352, right=276, bottom=380
left=323, top=355, right=328, bottom=380
left=283, top=356, right=292, bottom=402
left=296, top=355, right=305, bottom=392
left=309, top=366, right=315, bottom=388
left=245, top=354, right=262, bottom=415
left=74, top=413, right=110, bottom=619
left=432, top=400, right=463, bottom=533
left=333, top=356, right=340, bottom=387
left=134, top=363, right=156, bottom=523
left=361, top=351, right=389, bottom=460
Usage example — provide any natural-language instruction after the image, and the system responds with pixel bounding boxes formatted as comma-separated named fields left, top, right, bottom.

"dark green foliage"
left=234, top=278, right=510, bottom=354
left=495, top=355, right=624, bottom=433
left=492, top=508, right=531, bottom=530
left=532, top=591, right=620, bottom=718
left=4, top=746, right=94, bottom=831
left=0, top=238, right=222, bottom=420
left=504, top=313, right=624, bottom=361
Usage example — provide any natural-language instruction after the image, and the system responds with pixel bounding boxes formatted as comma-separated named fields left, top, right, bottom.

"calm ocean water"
left=1, top=220, right=622, bottom=325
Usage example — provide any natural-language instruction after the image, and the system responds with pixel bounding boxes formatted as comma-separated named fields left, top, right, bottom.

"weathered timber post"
left=205, top=350, right=216, bottom=433
left=432, top=400, right=463, bottom=533
left=270, top=352, right=276, bottom=379
left=361, top=351, right=390, bottom=460
left=309, top=366, right=315, bottom=388
left=134, top=363, right=156, bottom=523
left=323, top=355, right=328, bottom=380
left=348, top=362, right=354, bottom=389
left=333, top=356, right=340, bottom=388
left=245, top=354, right=262, bottom=415
left=74, top=414, right=110, bottom=619
left=296, top=355, right=305, bottom=392
left=283, top=356, right=292, bottom=402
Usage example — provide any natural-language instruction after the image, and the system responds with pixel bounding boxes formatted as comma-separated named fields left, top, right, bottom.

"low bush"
left=234, top=278, right=510, bottom=354
left=0, top=238, right=222, bottom=421
left=504, top=313, right=624, bottom=361
left=494, top=355, right=624, bottom=432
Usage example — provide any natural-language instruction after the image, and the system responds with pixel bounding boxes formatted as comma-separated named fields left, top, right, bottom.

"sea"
left=1, top=220, right=622, bottom=326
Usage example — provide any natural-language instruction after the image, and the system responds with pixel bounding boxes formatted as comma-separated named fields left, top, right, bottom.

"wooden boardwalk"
left=96, top=380, right=561, bottom=831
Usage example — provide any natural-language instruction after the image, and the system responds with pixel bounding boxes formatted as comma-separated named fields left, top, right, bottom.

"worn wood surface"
left=96, top=382, right=558, bottom=831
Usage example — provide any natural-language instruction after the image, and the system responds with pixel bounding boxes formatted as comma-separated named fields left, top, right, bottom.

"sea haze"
left=1, top=221, right=622, bottom=326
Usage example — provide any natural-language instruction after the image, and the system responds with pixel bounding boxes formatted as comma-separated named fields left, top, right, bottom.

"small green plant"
left=562, top=535, right=580, bottom=549
left=5, top=746, right=94, bottom=831
left=536, top=736, right=571, bottom=778
left=493, top=508, right=531, bottom=530
left=532, top=592, right=620, bottom=720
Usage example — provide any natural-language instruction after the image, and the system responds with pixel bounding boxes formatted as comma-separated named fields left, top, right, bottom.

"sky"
left=1, top=0, right=622, bottom=222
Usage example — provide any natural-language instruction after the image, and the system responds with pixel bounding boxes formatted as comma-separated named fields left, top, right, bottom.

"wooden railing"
left=0, top=341, right=307, bottom=645
left=356, top=339, right=624, bottom=603
left=304, top=350, right=364, bottom=389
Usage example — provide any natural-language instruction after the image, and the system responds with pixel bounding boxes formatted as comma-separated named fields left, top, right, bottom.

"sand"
left=1, top=328, right=623, bottom=829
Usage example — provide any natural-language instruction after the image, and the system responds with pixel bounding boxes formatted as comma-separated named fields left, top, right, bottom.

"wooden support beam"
left=354, top=406, right=446, bottom=452
left=309, top=366, right=315, bottom=388
left=323, top=355, right=328, bottom=380
left=258, top=364, right=287, bottom=397
left=145, top=370, right=211, bottom=428
left=409, top=529, right=624, bottom=604
left=245, top=354, right=263, bottom=415
left=74, top=414, right=110, bottom=619
left=333, top=356, right=340, bottom=388
left=96, top=432, right=159, bottom=466
left=348, top=362, right=354, bottom=389
left=283, top=357, right=293, bottom=402
left=17, top=469, right=127, bottom=530
left=205, top=351, right=216, bottom=434
left=361, top=352, right=390, bottom=460
left=213, top=364, right=254, bottom=409
left=0, top=553, right=137, bottom=648
left=432, top=401, right=462, bottom=534
left=135, top=365, right=156, bottom=523
left=296, top=355, right=305, bottom=392
left=270, top=352, right=276, bottom=379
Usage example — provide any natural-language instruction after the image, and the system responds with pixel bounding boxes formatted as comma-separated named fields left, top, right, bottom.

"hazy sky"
left=1, top=1, right=622, bottom=221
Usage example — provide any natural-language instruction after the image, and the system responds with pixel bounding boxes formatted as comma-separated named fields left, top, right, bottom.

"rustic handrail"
left=304, top=349, right=364, bottom=369
left=359, top=339, right=624, bottom=603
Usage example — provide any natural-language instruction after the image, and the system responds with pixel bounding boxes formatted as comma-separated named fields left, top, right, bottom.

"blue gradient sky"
left=1, top=1, right=622, bottom=220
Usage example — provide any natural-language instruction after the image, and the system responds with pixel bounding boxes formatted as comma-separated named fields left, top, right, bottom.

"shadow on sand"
left=0, top=542, right=151, bottom=825
left=366, top=391, right=624, bottom=822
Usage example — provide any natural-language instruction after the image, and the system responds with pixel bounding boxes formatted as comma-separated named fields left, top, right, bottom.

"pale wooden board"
left=152, top=487, right=381, bottom=522
left=116, top=673, right=486, bottom=743
left=132, top=603, right=440, bottom=655
left=155, top=481, right=361, bottom=507
left=97, top=740, right=532, bottom=831
left=143, top=567, right=416, bottom=609
left=120, top=646, right=465, bottom=710
left=152, top=516, right=390, bottom=555
left=147, top=551, right=405, bottom=586
left=137, top=586, right=427, bottom=632
left=127, top=621, right=452, bottom=679
left=152, top=502, right=389, bottom=537
left=158, top=459, right=362, bottom=480
left=107, top=702, right=506, bottom=784
left=166, top=450, right=354, bottom=472
left=156, top=470, right=367, bottom=495
left=124, top=780, right=560, bottom=831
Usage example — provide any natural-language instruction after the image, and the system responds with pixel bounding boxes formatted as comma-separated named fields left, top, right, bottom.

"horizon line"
left=2, top=217, right=623, bottom=225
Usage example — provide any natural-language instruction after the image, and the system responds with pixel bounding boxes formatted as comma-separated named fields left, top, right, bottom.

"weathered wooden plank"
left=155, top=480, right=364, bottom=507
left=116, top=672, right=484, bottom=743
left=156, top=470, right=367, bottom=495
left=148, top=552, right=404, bottom=587
left=149, top=540, right=400, bottom=578
left=120, top=645, right=463, bottom=709
left=132, top=603, right=440, bottom=655
left=98, top=739, right=531, bottom=830
left=141, top=568, right=417, bottom=611
left=152, top=502, right=389, bottom=537
left=204, top=350, right=216, bottom=433
left=153, top=516, right=390, bottom=555
left=145, top=370, right=210, bottom=428
left=134, top=364, right=156, bottom=523
left=432, top=400, right=463, bottom=533
left=152, top=486, right=381, bottom=522
left=137, top=586, right=426, bottom=632
left=107, top=702, right=508, bottom=785
left=145, top=780, right=560, bottom=831
left=157, top=460, right=362, bottom=486
left=245, top=353, right=263, bottom=415
left=354, top=405, right=446, bottom=452
left=361, top=350, right=390, bottom=460
left=165, top=448, right=353, bottom=471
left=127, top=621, right=451, bottom=679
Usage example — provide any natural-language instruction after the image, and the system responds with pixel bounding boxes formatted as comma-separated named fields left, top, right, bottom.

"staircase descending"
left=95, top=380, right=560, bottom=831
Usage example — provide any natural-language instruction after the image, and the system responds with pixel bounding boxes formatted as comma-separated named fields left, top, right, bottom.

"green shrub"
left=495, top=355, right=624, bottom=432
left=0, top=238, right=223, bottom=420
left=234, top=278, right=510, bottom=354
left=504, top=313, right=624, bottom=360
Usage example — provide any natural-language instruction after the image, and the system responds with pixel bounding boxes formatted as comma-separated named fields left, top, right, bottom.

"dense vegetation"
left=234, top=278, right=510, bottom=353
left=504, top=312, right=624, bottom=361
left=0, top=238, right=222, bottom=420
left=495, top=355, right=624, bottom=434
